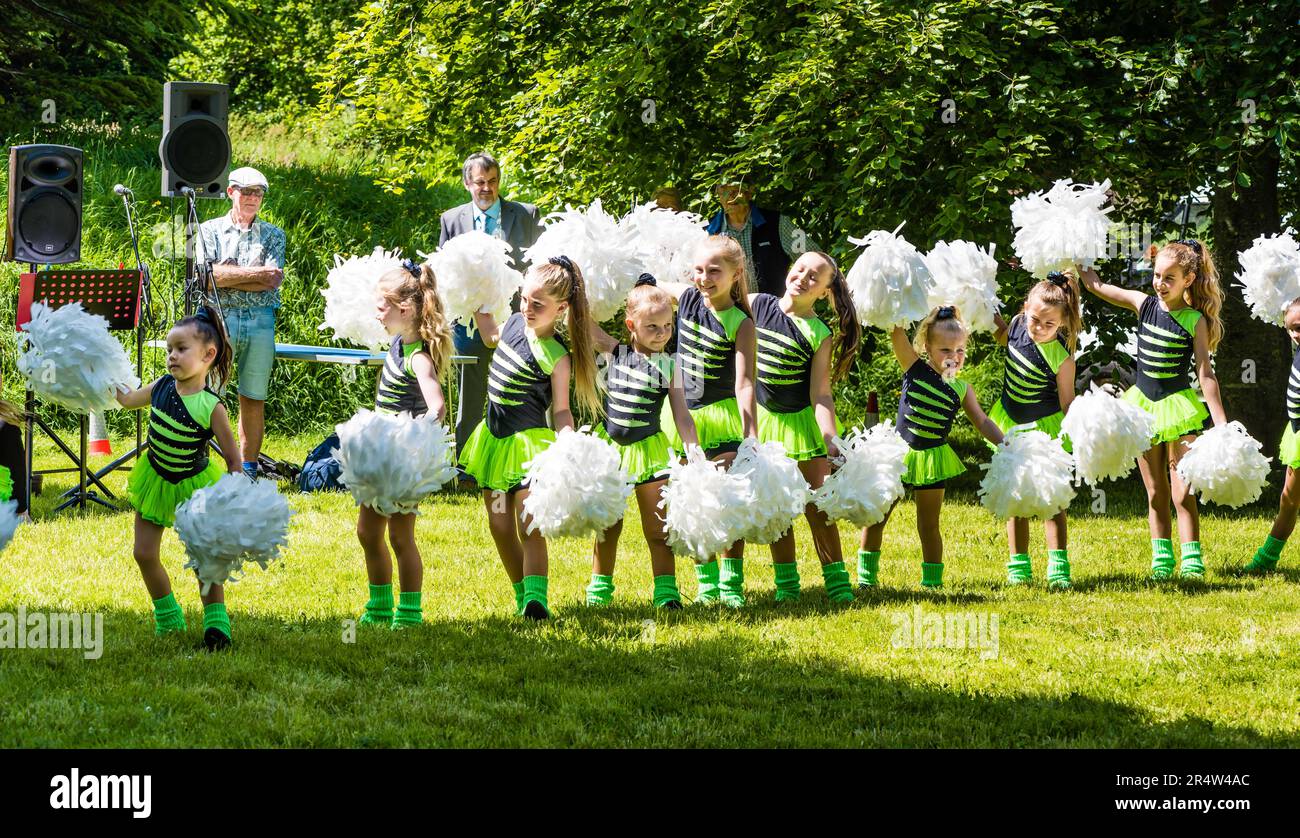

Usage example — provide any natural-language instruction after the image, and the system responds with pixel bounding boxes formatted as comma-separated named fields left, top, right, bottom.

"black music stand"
left=16, top=267, right=143, bottom=513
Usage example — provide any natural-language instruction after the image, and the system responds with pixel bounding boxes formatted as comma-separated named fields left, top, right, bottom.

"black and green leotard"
left=1121, top=295, right=1211, bottom=443
left=596, top=343, right=677, bottom=483
left=663, top=287, right=749, bottom=455
left=459, top=313, right=569, bottom=492
left=127, top=374, right=225, bottom=527
left=988, top=313, right=1072, bottom=449
left=896, top=358, right=969, bottom=487
left=1280, top=344, right=1300, bottom=468
left=752, top=292, right=832, bottom=460
left=375, top=336, right=429, bottom=418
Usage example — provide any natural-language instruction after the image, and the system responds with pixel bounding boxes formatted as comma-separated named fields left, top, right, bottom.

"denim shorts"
left=223, top=306, right=276, bottom=400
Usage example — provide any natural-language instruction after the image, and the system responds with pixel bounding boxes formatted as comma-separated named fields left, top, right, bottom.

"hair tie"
left=400, top=258, right=421, bottom=278
left=1174, top=239, right=1203, bottom=256
left=548, top=255, right=576, bottom=275
left=1046, top=271, right=1068, bottom=288
left=936, top=305, right=955, bottom=320
left=635, top=273, right=657, bottom=288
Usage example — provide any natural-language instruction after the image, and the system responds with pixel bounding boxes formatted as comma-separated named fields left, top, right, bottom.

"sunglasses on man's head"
left=236, top=186, right=265, bottom=197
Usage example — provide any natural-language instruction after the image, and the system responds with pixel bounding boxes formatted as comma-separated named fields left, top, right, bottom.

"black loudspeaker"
left=159, top=81, right=231, bottom=197
left=6, top=144, right=83, bottom=264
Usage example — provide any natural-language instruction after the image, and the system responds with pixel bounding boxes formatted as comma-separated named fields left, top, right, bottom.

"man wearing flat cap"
left=199, top=166, right=286, bottom=480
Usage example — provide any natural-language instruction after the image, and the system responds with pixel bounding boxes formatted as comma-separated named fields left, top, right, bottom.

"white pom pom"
left=521, top=426, right=632, bottom=539
left=1060, top=384, right=1156, bottom=486
left=925, top=240, right=1002, bottom=333
left=0, top=500, right=20, bottom=553
left=334, top=409, right=457, bottom=515
left=729, top=438, right=810, bottom=544
left=813, top=423, right=909, bottom=526
left=620, top=202, right=709, bottom=283
left=319, top=246, right=403, bottom=348
left=1011, top=178, right=1113, bottom=277
left=1175, top=421, right=1271, bottom=508
left=978, top=429, right=1076, bottom=520
left=1235, top=229, right=1300, bottom=326
left=524, top=199, right=643, bottom=321
left=659, top=446, right=752, bottom=560
left=176, top=473, right=293, bottom=595
left=17, top=302, right=140, bottom=414
left=844, top=223, right=936, bottom=330
left=420, top=230, right=522, bottom=328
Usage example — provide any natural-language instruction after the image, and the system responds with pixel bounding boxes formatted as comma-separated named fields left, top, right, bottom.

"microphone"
left=113, top=184, right=133, bottom=197
left=179, top=186, right=196, bottom=196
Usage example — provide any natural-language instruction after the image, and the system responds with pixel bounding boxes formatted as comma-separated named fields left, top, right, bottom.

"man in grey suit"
left=439, top=152, right=544, bottom=482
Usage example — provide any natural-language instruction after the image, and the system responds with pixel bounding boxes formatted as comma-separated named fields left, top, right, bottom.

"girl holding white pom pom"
left=748, top=252, right=862, bottom=603
left=858, top=307, right=1004, bottom=590
left=460, top=255, right=600, bottom=619
left=355, top=260, right=453, bottom=630
left=1081, top=240, right=1227, bottom=580
left=584, top=274, right=699, bottom=609
left=1246, top=297, right=1300, bottom=574
left=656, top=235, right=758, bottom=607
left=989, top=271, right=1082, bottom=588
left=115, top=308, right=242, bottom=650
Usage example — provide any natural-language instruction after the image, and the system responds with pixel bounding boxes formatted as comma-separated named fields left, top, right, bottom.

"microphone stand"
left=90, top=189, right=153, bottom=484
left=183, top=189, right=224, bottom=321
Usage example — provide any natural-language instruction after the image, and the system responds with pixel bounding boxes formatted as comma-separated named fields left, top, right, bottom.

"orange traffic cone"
left=89, top=410, right=112, bottom=456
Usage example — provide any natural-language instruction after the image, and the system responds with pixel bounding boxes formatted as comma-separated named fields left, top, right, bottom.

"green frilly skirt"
left=128, top=455, right=225, bottom=528
left=458, top=422, right=556, bottom=493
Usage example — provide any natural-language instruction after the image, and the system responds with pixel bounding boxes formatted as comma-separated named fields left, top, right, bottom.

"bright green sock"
left=392, top=590, right=422, bottom=628
left=695, top=561, right=720, bottom=604
left=652, top=574, right=681, bottom=608
left=821, top=561, right=854, bottom=603
left=856, top=549, right=880, bottom=588
left=152, top=593, right=186, bottom=636
left=1179, top=541, right=1205, bottom=579
left=1150, top=538, right=1175, bottom=580
left=1047, top=548, right=1072, bottom=590
left=773, top=561, right=801, bottom=602
left=585, top=573, right=615, bottom=606
left=202, top=602, right=230, bottom=640
left=512, top=580, right=526, bottom=615
left=1006, top=552, right=1032, bottom=585
left=522, top=575, right=549, bottom=616
left=1246, top=535, right=1284, bottom=572
left=359, top=583, right=394, bottom=626
left=921, top=562, right=944, bottom=589
left=719, top=558, right=745, bottom=607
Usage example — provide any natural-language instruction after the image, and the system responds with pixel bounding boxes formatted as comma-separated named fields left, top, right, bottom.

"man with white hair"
left=199, top=166, right=287, bottom=479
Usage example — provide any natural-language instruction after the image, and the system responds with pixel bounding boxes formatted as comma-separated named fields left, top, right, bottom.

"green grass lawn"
left=3, top=432, right=1299, bottom=748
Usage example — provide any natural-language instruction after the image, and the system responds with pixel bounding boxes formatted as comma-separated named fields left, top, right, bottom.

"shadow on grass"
left=1, top=606, right=1295, bottom=748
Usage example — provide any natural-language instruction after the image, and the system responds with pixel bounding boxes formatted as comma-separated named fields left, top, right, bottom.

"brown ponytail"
left=535, top=257, right=602, bottom=418
left=378, top=262, right=454, bottom=380
left=811, top=250, right=861, bottom=383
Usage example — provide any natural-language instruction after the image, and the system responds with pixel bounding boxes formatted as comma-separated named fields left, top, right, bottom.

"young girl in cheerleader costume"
left=658, top=235, right=758, bottom=607
left=1081, top=239, right=1228, bottom=580
left=585, top=274, right=699, bottom=609
left=857, top=306, right=1004, bottom=589
left=748, top=252, right=862, bottom=602
left=116, top=308, right=242, bottom=649
left=460, top=255, right=600, bottom=619
left=356, top=260, right=453, bottom=629
left=0, top=373, right=28, bottom=521
left=1245, top=297, right=1300, bottom=574
left=989, top=271, right=1082, bottom=588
